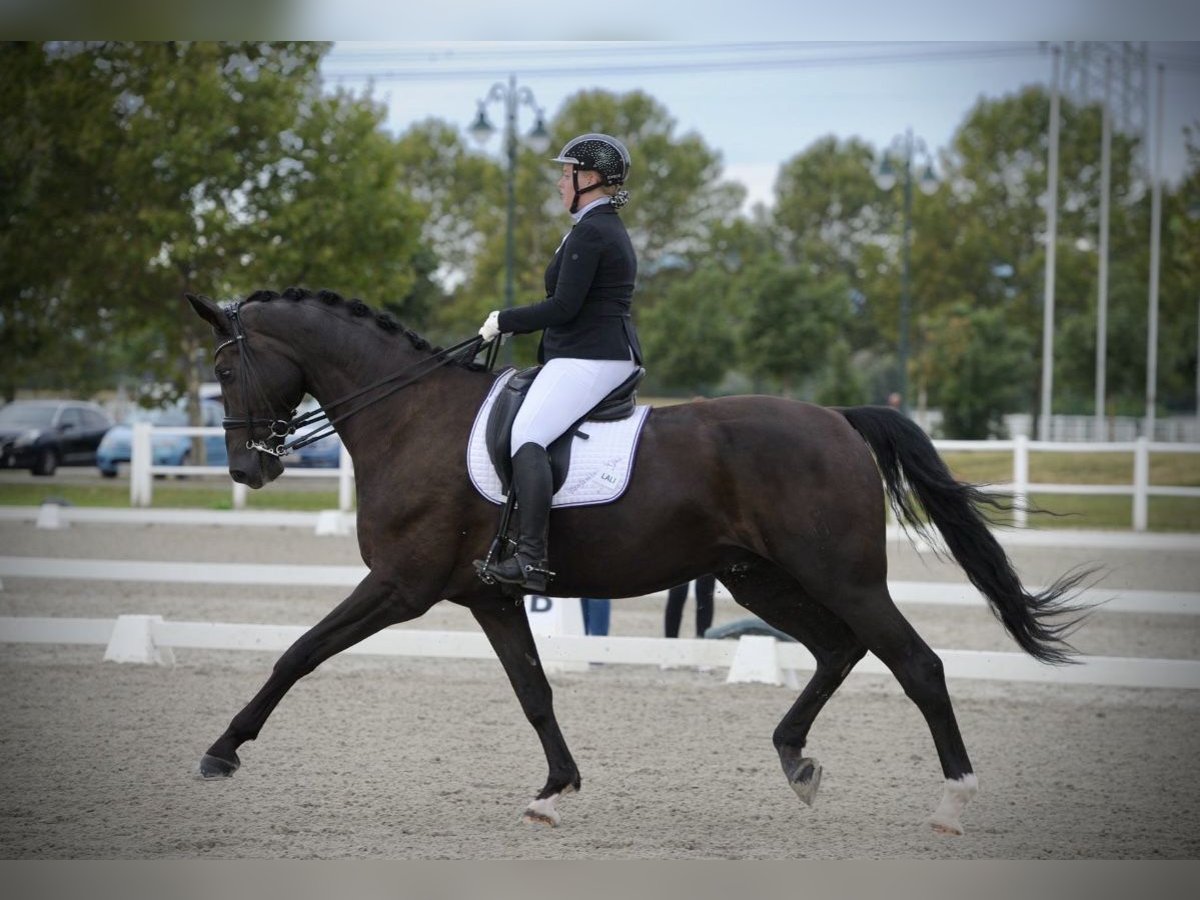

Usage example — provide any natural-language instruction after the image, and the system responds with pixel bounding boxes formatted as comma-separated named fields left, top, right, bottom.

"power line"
left=323, top=44, right=1043, bottom=83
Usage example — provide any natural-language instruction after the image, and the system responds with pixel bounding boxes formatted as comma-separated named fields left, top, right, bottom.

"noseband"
left=214, top=303, right=299, bottom=455
left=214, top=300, right=486, bottom=459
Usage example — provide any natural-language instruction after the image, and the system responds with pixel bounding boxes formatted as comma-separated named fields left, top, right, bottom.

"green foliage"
left=3, top=45, right=1197, bottom=428
left=638, top=262, right=737, bottom=393
left=921, top=302, right=1035, bottom=437
left=739, top=260, right=854, bottom=396
left=815, top=338, right=869, bottom=406
left=1, top=41, right=432, bottom=408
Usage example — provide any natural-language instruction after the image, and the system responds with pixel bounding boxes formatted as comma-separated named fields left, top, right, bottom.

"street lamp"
left=468, top=74, right=551, bottom=365
left=875, top=128, right=938, bottom=415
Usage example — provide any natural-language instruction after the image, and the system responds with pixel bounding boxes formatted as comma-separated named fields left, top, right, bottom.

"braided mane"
left=241, top=287, right=482, bottom=369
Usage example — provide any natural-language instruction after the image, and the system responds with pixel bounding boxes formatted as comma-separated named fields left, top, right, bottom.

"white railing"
left=129, top=422, right=355, bottom=511
left=932, top=435, right=1200, bottom=531
left=2, top=614, right=1198, bottom=690
left=128, top=424, right=1199, bottom=532
left=3, top=554, right=1198, bottom=615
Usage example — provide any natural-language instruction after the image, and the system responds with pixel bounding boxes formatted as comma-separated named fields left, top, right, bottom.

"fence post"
left=130, top=422, right=153, bottom=507
left=1133, top=437, right=1150, bottom=531
left=338, top=444, right=354, bottom=513
left=232, top=481, right=247, bottom=510
left=1013, top=434, right=1029, bottom=528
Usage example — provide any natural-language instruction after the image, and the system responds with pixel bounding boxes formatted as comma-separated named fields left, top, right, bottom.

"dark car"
left=0, top=399, right=114, bottom=476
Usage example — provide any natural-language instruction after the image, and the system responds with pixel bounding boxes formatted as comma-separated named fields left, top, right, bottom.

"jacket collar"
left=571, top=196, right=612, bottom=224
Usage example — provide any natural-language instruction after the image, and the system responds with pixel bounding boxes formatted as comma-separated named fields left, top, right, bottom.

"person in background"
left=580, top=598, right=611, bottom=636
left=664, top=575, right=715, bottom=638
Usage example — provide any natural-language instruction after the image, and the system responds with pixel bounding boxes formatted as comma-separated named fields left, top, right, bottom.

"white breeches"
left=510, top=356, right=638, bottom=454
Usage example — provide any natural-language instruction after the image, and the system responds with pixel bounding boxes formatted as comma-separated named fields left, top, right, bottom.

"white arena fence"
left=1, top=612, right=1198, bottom=691
left=1, top=553, right=1197, bottom=616
left=1, top=544, right=1199, bottom=690
left=127, top=424, right=1199, bottom=532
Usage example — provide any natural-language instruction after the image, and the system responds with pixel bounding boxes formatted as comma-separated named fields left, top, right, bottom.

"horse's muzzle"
left=230, top=451, right=284, bottom=489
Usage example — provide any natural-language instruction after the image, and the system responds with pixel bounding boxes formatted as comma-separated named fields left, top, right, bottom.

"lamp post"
left=874, top=128, right=938, bottom=415
left=469, top=74, right=551, bottom=365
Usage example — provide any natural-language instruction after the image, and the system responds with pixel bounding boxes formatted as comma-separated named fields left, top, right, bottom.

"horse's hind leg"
left=722, top=560, right=866, bottom=806
left=471, top=601, right=580, bottom=827
left=198, top=569, right=434, bottom=778
left=816, top=579, right=977, bottom=835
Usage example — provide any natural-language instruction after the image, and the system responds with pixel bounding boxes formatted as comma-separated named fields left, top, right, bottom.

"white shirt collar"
left=571, top=196, right=611, bottom=224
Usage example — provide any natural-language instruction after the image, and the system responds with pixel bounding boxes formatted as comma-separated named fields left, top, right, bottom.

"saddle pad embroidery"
left=467, top=369, right=651, bottom=508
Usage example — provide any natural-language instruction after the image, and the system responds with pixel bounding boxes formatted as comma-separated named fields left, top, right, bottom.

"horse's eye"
left=216, top=368, right=233, bottom=383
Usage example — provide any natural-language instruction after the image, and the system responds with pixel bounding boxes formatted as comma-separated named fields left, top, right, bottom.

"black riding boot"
left=485, top=442, right=554, bottom=593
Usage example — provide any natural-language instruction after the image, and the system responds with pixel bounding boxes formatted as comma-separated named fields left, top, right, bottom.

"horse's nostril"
left=230, top=469, right=247, bottom=484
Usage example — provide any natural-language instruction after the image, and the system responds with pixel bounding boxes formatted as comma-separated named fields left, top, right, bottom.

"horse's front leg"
left=198, top=568, right=434, bottom=778
left=471, top=600, right=580, bottom=827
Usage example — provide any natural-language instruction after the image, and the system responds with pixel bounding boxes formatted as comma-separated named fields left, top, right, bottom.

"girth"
left=484, top=364, right=645, bottom=495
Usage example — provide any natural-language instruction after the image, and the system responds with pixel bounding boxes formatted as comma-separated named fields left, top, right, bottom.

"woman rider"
left=478, top=133, right=642, bottom=593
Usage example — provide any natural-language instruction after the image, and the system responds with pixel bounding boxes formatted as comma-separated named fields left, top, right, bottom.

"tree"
left=637, top=261, right=737, bottom=393
left=921, top=302, right=1035, bottom=438
left=738, top=260, right=854, bottom=397
left=2, top=41, right=434, bottom=413
left=1, top=42, right=131, bottom=398
left=912, top=86, right=1146, bottom=418
left=814, top=338, right=869, bottom=407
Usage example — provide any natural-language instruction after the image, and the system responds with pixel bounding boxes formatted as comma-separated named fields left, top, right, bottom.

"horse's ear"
left=186, top=293, right=230, bottom=336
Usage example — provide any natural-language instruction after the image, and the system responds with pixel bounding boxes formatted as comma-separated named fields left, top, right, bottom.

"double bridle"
left=214, top=300, right=490, bottom=458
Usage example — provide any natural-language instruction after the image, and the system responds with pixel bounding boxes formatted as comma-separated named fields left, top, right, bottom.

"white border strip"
left=2, top=616, right=1197, bottom=690
left=2, top=556, right=1195, bottom=615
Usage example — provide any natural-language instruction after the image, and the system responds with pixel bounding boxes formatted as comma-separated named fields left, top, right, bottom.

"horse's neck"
left=274, top=310, right=485, bottom=462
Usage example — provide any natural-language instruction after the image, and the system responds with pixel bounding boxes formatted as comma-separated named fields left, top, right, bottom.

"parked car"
left=282, top=398, right=344, bottom=468
left=96, top=400, right=227, bottom=477
left=0, top=399, right=114, bottom=476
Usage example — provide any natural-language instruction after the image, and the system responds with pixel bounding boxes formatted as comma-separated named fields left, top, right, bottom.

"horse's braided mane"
left=241, top=287, right=483, bottom=370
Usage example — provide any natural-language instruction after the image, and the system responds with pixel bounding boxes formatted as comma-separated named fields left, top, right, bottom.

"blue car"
left=96, top=401, right=227, bottom=477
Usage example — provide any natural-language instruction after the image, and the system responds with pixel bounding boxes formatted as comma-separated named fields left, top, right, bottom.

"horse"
left=185, top=287, right=1089, bottom=835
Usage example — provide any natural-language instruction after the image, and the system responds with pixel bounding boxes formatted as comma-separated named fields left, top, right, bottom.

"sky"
left=320, top=41, right=1200, bottom=213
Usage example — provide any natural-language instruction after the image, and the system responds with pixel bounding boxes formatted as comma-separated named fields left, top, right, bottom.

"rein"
left=215, top=300, right=489, bottom=458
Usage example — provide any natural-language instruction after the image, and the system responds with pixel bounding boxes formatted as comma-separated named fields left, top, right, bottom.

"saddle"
left=484, top=364, right=646, bottom=495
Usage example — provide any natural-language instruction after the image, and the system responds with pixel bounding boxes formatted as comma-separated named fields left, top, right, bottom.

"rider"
left=478, top=133, right=642, bottom=592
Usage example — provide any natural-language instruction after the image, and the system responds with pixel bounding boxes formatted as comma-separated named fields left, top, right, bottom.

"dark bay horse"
left=186, top=288, right=1088, bottom=835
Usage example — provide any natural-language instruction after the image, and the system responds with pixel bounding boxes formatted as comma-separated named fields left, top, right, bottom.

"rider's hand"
left=479, top=310, right=502, bottom=343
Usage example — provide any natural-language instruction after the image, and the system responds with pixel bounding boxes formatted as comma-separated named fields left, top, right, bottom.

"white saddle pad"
left=467, top=369, right=652, bottom=508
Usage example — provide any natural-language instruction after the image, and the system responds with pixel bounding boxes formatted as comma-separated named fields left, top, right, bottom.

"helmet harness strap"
left=570, top=167, right=606, bottom=214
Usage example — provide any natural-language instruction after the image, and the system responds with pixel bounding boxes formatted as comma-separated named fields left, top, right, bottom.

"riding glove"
left=479, top=310, right=502, bottom=343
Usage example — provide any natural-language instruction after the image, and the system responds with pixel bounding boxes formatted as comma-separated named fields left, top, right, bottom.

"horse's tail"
left=837, top=405, right=1093, bottom=665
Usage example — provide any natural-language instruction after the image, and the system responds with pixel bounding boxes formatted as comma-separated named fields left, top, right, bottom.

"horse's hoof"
left=522, top=801, right=560, bottom=827
left=786, top=757, right=822, bottom=806
left=926, top=773, right=977, bottom=836
left=522, top=790, right=568, bottom=827
left=928, top=817, right=966, bottom=836
left=522, top=808, right=560, bottom=827
left=196, top=752, right=240, bottom=779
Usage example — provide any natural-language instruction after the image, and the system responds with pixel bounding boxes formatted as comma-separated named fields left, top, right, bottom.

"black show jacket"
left=497, top=203, right=642, bottom=364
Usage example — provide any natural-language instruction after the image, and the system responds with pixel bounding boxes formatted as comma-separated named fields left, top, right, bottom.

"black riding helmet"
left=552, top=133, right=631, bottom=213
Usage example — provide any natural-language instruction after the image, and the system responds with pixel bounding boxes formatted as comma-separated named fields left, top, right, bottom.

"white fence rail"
left=129, top=422, right=355, bottom=511
left=936, top=435, right=1200, bottom=531
left=127, top=425, right=1199, bottom=531
left=2, top=555, right=1197, bottom=615
left=2, top=614, right=1198, bottom=690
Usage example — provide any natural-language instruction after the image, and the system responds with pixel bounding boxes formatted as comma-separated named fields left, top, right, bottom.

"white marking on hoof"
left=927, top=773, right=978, bottom=836
left=522, top=794, right=562, bottom=827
